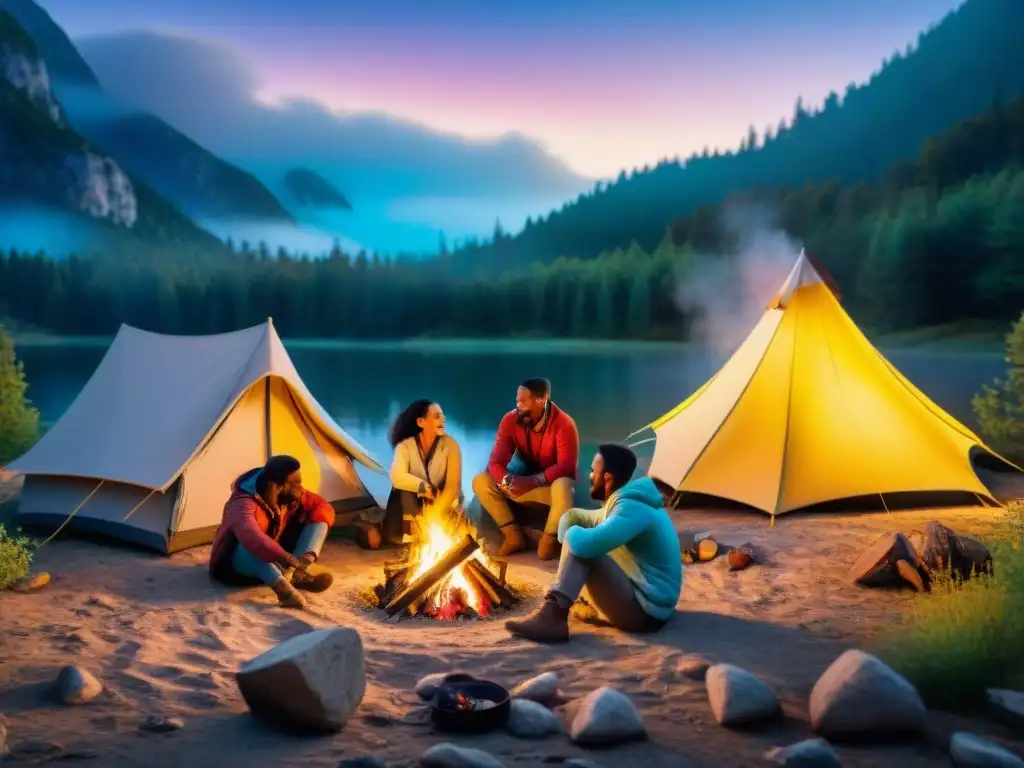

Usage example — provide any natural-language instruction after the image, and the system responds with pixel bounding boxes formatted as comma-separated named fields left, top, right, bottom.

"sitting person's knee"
left=472, top=471, right=496, bottom=495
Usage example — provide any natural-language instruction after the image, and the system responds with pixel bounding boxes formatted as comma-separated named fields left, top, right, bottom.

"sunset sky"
left=40, top=0, right=964, bottom=178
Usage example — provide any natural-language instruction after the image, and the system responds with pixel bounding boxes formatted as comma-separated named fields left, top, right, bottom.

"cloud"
left=72, top=30, right=589, bottom=202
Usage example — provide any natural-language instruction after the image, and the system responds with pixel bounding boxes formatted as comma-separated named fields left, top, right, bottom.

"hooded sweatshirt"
left=209, top=467, right=335, bottom=585
left=559, top=476, right=682, bottom=621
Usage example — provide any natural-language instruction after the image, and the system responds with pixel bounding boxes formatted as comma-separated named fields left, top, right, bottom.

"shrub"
left=0, top=324, right=40, bottom=464
left=0, top=523, right=33, bottom=589
left=879, top=503, right=1024, bottom=709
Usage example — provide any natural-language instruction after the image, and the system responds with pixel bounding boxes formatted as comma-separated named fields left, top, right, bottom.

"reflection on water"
left=16, top=341, right=1008, bottom=505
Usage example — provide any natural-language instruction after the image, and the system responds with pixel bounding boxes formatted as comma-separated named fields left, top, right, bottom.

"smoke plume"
left=674, top=202, right=803, bottom=356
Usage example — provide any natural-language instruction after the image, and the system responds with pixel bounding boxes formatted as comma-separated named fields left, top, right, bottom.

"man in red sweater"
left=472, top=377, right=579, bottom=561
left=209, top=455, right=335, bottom=609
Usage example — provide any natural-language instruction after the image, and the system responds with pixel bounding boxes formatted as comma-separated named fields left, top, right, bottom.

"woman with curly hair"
left=381, top=399, right=463, bottom=545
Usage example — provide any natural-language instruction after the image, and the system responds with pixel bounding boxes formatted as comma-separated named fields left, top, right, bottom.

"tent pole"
left=37, top=480, right=106, bottom=549
left=264, top=378, right=272, bottom=461
left=879, top=493, right=891, bottom=514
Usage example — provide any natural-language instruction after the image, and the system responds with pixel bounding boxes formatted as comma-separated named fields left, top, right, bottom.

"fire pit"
left=372, top=504, right=522, bottom=621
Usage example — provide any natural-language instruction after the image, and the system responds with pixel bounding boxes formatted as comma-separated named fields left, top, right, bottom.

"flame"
left=407, top=500, right=491, bottom=614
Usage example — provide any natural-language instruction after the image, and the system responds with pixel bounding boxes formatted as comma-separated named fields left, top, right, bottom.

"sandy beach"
left=1, top=468, right=1022, bottom=767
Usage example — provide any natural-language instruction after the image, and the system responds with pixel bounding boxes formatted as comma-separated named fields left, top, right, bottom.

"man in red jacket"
left=472, top=378, right=579, bottom=561
left=209, top=455, right=335, bottom=609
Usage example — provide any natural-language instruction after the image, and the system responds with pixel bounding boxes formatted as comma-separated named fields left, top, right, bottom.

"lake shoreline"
left=6, top=328, right=1007, bottom=355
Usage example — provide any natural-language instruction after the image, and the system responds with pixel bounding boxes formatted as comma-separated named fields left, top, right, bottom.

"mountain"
left=451, top=0, right=1024, bottom=272
left=282, top=168, right=352, bottom=210
left=0, top=0, right=292, bottom=226
left=71, top=29, right=592, bottom=253
left=0, top=11, right=221, bottom=250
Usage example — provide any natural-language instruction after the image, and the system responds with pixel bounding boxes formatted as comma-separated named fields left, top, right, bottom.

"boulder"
left=987, top=689, right=1024, bottom=733
left=809, top=650, right=926, bottom=737
left=949, top=732, right=1024, bottom=768
left=569, top=687, right=646, bottom=745
left=506, top=698, right=564, bottom=738
left=510, top=671, right=559, bottom=706
left=764, top=739, right=841, bottom=767
left=235, top=627, right=365, bottom=732
left=706, top=664, right=781, bottom=726
left=55, top=665, right=102, bottom=704
left=420, top=743, right=505, bottom=767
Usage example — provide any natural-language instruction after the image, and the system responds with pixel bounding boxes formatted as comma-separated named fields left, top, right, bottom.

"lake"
left=15, top=339, right=1010, bottom=505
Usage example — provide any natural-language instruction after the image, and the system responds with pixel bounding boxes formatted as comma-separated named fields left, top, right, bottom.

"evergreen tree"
left=0, top=326, right=39, bottom=463
left=973, top=311, right=1024, bottom=463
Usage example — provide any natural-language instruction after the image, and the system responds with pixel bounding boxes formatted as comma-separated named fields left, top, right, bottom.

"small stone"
left=414, top=671, right=474, bottom=701
left=706, top=664, right=782, bottom=726
left=9, top=738, right=64, bottom=758
left=728, top=549, right=753, bottom=571
left=949, top=732, right=1024, bottom=768
left=11, top=572, right=50, bottom=592
left=139, top=715, right=184, bottom=733
left=987, top=689, right=1024, bottom=733
left=339, top=757, right=387, bottom=768
left=810, top=649, right=926, bottom=737
left=764, top=738, right=841, bottom=766
left=420, top=742, right=505, bottom=767
left=507, top=699, right=564, bottom=738
left=678, top=656, right=711, bottom=681
left=55, top=665, right=103, bottom=704
left=569, top=687, right=646, bottom=745
left=510, top=671, right=559, bottom=706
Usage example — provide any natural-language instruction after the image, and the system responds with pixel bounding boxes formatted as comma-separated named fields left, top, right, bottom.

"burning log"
left=384, top=534, right=480, bottom=617
left=465, top=559, right=520, bottom=608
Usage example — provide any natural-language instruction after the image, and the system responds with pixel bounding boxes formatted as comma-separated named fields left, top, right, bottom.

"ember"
left=372, top=501, right=521, bottom=620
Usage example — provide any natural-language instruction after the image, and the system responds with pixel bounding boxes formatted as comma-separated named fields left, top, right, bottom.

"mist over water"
left=0, top=202, right=99, bottom=257
left=674, top=203, right=803, bottom=356
left=198, top=217, right=363, bottom=257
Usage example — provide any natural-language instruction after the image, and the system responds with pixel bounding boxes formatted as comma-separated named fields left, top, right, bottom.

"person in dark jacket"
left=472, top=377, right=579, bottom=560
left=209, top=455, right=334, bottom=609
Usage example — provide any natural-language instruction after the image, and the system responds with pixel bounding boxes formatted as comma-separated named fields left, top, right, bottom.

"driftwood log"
left=384, top=534, right=480, bottom=617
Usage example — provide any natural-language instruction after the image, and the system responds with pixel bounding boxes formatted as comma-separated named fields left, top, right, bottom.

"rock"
left=987, top=689, right=1024, bottom=733
left=569, top=687, right=646, bottom=744
left=728, top=549, right=753, bottom=571
left=764, top=739, right=841, bottom=766
left=8, top=738, right=64, bottom=759
left=507, top=698, right=564, bottom=738
left=139, top=715, right=184, bottom=733
left=809, top=650, right=926, bottom=737
left=55, top=665, right=103, bottom=704
left=11, top=572, right=50, bottom=592
left=420, top=742, right=505, bottom=767
left=565, top=761, right=603, bottom=768
left=235, top=627, right=366, bottom=732
left=510, top=671, right=559, bottom=706
left=678, top=656, right=711, bottom=681
left=705, top=664, right=782, bottom=726
left=414, top=671, right=474, bottom=701
left=949, top=732, right=1024, bottom=768
left=339, top=758, right=387, bottom=768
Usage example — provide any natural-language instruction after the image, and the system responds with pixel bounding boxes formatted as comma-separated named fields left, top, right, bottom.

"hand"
left=419, top=483, right=437, bottom=501
left=278, top=553, right=304, bottom=572
left=505, top=475, right=541, bottom=498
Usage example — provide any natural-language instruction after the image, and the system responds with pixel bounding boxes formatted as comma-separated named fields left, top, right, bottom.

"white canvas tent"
left=8, top=320, right=384, bottom=553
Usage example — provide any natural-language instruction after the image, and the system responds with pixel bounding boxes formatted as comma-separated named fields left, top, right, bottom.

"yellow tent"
left=636, top=250, right=1022, bottom=517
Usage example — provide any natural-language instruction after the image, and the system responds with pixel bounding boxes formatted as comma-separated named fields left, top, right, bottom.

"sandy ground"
left=1, top=471, right=1023, bottom=767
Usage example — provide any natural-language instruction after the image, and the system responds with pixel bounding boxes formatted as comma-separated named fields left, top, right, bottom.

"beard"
left=590, top=480, right=606, bottom=502
left=516, top=409, right=533, bottom=426
left=277, top=491, right=295, bottom=507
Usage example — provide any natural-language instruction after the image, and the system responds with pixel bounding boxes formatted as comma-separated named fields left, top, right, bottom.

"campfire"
left=373, top=502, right=521, bottom=620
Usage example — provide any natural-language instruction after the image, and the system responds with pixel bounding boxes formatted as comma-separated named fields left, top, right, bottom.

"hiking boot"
left=497, top=524, right=527, bottom=556
left=291, top=569, right=334, bottom=593
left=537, top=533, right=561, bottom=561
left=271, top=577, right=307, bottom=609
left=505, top=593, right=570, bottom=643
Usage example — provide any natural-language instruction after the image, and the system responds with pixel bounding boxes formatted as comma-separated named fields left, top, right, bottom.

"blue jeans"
left=232, top=522, right=329, bottom=586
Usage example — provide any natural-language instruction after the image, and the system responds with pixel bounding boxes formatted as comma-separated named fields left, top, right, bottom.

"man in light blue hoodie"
left=505, top=443, right=682, bottom=643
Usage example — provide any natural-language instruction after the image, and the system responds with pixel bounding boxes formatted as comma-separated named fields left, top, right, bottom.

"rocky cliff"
left=0, top=13, right=137, bottom=228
